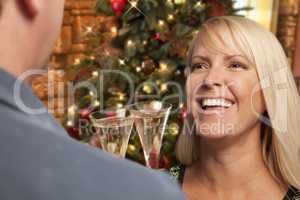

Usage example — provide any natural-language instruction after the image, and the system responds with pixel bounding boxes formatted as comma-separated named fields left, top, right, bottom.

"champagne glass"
left=127, top=101, right=172, bottom=168
left=90, top=109, right=133, bottom=158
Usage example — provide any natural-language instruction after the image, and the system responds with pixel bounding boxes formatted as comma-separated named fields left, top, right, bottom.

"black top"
left=170, top=165, right=300, bottom=200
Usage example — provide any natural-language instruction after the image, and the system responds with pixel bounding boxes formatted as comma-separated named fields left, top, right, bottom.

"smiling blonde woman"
left=172, top=16, right=300, bottom=200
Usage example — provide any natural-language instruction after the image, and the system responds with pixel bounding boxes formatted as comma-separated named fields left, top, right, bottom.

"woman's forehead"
left=192, top=45, right=240, bottom=57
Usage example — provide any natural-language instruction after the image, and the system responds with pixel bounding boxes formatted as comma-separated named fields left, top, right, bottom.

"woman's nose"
left=201, top=68, right=224, bottom=89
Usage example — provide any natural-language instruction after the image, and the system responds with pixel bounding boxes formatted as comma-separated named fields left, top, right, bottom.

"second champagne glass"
left=127, top=101, right=172, bottom=168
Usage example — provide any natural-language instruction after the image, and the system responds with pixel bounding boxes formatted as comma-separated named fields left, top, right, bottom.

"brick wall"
left=32, top=0, right=96, bottom=122
left=31, top=0, right=116, bottom=122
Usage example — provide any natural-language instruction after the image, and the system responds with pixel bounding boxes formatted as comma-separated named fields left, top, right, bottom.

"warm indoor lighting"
left=160, top=83, right=168, bottom=91
left=74, top=58, right=81, bottom=65
left=67, top=120, right=74, bottom=127
left=92, top=71, right=99, bottom=77
left=127, top=40, right=134, bottom=46
left=136, top=66, right=142, bottom=72
left=158, top=20, right=165, bottom=27
left=86, top=26, right=93, bottom=33
left=68, top=105, right=76, bottom=115
left=160, top=62, right=168, bottom=70
left=119, top=59, right=126, bottom=65
left=110, top=26, right=118, bottom=35
left=93, top=100, right=100, bottom=107
left=167, top=14, right=174, bottom=21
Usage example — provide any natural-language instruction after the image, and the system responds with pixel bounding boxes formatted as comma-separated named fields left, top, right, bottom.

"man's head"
left=0, top=0, right=64, bottom=77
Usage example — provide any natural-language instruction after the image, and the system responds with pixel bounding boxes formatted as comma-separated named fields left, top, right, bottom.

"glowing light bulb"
left=119, top=59, right=125, bottom=65
left=131, top=1, right=137, bottom=7
left=111, top=26, right=117, bottom=33
left=136, top=66, right=142, bottom=72
left=160, top=62, right=168, bottom=70
left=68, top=105, right=76, bottom=115
left=127, top=40, right=134, bottom=46
left=93, top=100, right=100, bottom=107
left=92, top=71, right=99, bottom=77
left=67, top=120, right=74, bottom=127
left=160, top=83, right=168, bottom=91
left=116, top=103, right=123, bottom=108
left=74, top=58, right=81, bottom=65
left=167, top=14, right=174, bottom=21
left=158, top=20, right=165, bottom=27
left=86, top=26, right=93, bottom=33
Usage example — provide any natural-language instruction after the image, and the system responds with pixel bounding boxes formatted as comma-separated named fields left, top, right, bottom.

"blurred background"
left=31, top=0, right=300, bottom=168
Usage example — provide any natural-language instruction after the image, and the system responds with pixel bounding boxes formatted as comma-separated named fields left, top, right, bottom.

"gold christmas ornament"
left=141, top=59, right=156, bottom=75
left=169, top=123, right=179, bottom=136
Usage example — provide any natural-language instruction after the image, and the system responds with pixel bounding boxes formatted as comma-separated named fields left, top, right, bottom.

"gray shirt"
left=0, top=68, right=186, bottom=200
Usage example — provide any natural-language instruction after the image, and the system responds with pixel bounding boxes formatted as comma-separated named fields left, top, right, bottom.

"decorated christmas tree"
left=63, top=0, right=245, bottom=168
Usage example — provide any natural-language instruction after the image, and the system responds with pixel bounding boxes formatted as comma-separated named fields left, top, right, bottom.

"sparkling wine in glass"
left=90, top=116, right=134, bottom=158
left=127, top=101, right=172, bottom=168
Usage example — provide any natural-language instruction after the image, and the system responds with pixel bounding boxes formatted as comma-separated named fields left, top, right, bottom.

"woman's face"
left=186, top=44, right=266, bottom=138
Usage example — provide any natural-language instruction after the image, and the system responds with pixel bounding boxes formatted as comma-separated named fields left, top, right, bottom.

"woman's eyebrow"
left=225, top=54, right=254, bottom=67
left=191, top=55, right=210, bottom=63
left=224, top=54, right=244, bottom=60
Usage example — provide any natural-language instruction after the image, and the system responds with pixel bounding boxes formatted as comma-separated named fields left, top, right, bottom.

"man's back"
left=0, top=69, right=186, bottom=200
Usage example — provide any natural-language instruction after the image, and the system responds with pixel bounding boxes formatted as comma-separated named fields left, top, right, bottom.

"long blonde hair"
left=176, top=16, right=300, bottom=189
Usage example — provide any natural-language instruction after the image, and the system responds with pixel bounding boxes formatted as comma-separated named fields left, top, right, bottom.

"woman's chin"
left=195, top=121, right=236, bottom=138
left=196, top=130, right=231, bottom=139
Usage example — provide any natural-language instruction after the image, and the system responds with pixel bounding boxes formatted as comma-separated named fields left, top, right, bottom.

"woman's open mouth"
left=196, top=97, right=235, bottom=114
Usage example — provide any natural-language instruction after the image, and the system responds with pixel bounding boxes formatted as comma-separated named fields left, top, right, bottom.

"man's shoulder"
left=0, top=106, right=185, bottom=200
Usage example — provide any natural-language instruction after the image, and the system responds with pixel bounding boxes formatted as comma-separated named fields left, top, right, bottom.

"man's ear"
left=17, top=0, right=41, bottom=18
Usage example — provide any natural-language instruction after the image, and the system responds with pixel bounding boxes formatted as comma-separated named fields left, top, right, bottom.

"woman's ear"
left=17, top=0, right=41, bottom=18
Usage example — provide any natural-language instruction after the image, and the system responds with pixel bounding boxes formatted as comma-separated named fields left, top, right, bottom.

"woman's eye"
left=191, top=63, right=208, bottom=71
left=229, top=62, right=247, bottom=70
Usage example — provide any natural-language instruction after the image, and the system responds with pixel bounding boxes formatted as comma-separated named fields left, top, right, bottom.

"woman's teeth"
left=200, top=98, right=233, bottom=110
